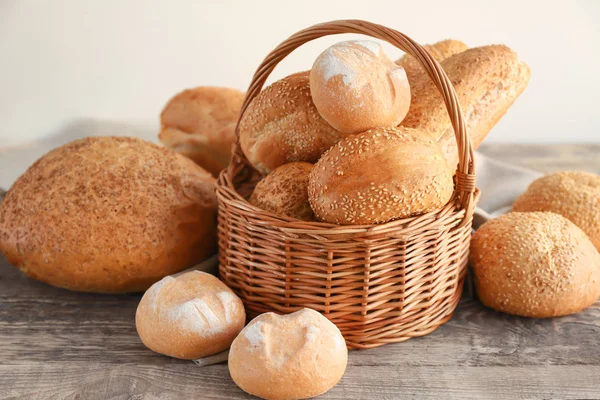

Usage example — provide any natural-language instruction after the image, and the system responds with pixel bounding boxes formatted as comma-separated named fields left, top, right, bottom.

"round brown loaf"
left=512, top=171, right=600, bottom=251
left=158, top=86, right=245, bottom=177
left=136, top=271, right=246, bottom=360
left=239, top=71, right=343, bottom=175
left=228, top=308, right=348, bottom=400
left=310, top=40, right=411, bottom=134
left=470, top=212, right=600, bottom=318
left=308, top=126, right=454, bottom=225
left=249, top=162, right=315, bottom=221
left=0, top=136, right=218, bottom=293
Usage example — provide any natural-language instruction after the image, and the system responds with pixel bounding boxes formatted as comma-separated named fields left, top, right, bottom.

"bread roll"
left=310, top=40, right=411, bottom=134
left=136, top=271, right=245, bottom=360
left=401, top=45, right=530, bottom=168
left=0, top=137, right=218, bottom=293
left=249, top=162, right=314, bottom=221
left=239, top=71, right=343, bottom=175
left=512, top=171, right=600, bottom=251
left=396, top=39, right=468, bottom=84
left=228, top=308, right=347, bottom=400
left=308, top=126, right=454, bottom=225
left=471, top=212, right=600, bottom=318
left=159, top=86, right=244, bottom=177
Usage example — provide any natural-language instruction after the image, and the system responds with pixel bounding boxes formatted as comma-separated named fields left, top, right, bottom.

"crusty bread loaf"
left=228, top=308, right=347, bottom=400
left=401, top=45, right=530, bottom=168
left=471, top=212, right=600, bottom=318
left=249, top=162, right=315, bottom=221
left=308, top=126, right=454, bottom=225
left=512, top=171, right=600, bottom=251
left=0, top=136, right=218, bottom=293
left=310, top=40, right=411, bottom=134
left=136, top=271, right=245, bottom=360
left=239, top=71, right=343, bottom=175
left=159, top=86, right=245, bottom=177
left=396, top=39, right=468, bottom=84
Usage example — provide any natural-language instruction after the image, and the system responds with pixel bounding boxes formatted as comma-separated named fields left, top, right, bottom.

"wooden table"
left=1, top=144, right=599, bottom=400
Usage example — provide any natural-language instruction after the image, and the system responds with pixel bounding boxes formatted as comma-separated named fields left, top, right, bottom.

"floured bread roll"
left=228, top=308, right=348, bottom=400
left=136, top=271, right=246, bottom=360
left=249, top=162, right=315, bottom=221
left=310, top=40, right=411, bottom=134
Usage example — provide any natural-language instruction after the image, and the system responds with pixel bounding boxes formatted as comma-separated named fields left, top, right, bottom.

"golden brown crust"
left=228, top=309, right=347, bottom=400
left=249, top=162, right=315, bottom=221
left=512, top=171, right=600, bottom=251
left=310, top=40, right=411, bottom=134
left=0, top=136, right=218, bottom=293
left=401, top=45, right=531, bottom=168
left=396, top=39, right=468, bottom=85
left=308, top=126, right=454, bottom=225
left=470, top=212, right=600, bottom=318
left=158, top=86, right=245, bottom=177
left=239, top=71, right=343, bottom=175
left=136, top=271, right=246, bottom=360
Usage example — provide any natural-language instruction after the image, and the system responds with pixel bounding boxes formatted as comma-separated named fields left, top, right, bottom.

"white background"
left=0, top=0, right=599, bottom=147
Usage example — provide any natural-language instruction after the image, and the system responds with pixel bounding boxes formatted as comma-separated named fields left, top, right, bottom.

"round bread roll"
left=228, top=308, right=347, bottom=400
left=471, top=212, right=600, bottom=318
left=310, top=40, right=411, bottom=134
left=0, top=137, right=218, bottom=293
left=308, top=126, right=454, bottom=225
left=136, top=271, right=246, bottom=360
left=239, top=71, right=343, bottom=175
left=249, top=162, right=314, bottom=221
left=512, top=171, right=600, bottom=251
left=158, top=86, right=245, bottom=177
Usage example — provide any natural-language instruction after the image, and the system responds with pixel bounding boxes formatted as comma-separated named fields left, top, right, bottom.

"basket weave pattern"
left=216, top=20, right=477, bottom=349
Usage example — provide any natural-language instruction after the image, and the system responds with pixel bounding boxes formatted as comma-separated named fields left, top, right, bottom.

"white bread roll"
left=228, top=308, right=347, bottom=400
left=0, top=137, right=218, bottom=293
left=310, top=40, right=411, bottom=134
left=136, top=271, right=246, bottom=360
left=239, top=71, right=343, bottom=175
left=158, top=86, right=245, bottom=177
left=308, top=126, right=454, bottom=225
left=512, top=171, right=600, bottom=251
left=471, top=212, right=600, bottom=318
left=249, top=162, right=314, bottom=221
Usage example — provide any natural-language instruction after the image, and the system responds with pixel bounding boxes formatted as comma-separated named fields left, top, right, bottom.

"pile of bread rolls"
left=232, top=39, right=531, bottom=224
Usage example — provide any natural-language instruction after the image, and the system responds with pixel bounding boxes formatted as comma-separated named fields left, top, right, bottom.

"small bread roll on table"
left=136, top=271, right=246, bottom=360
left=159, top=86, right=245, bottom=177
left=310, top=40, right=411, bottom=134
left=512, top=171, right=600, bottom=251
left=249, top=162, right=315, bottom=221
left=239, top=71, right=343, bottom=175
left=470, top=212, right=600, bottom=318
left=308, top=126, right=454, bottom=225
left=228, top=308, right=347, bottom=400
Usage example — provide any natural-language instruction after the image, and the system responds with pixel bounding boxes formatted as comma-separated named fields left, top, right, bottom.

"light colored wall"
left=0, top=0, right=599, bottom=147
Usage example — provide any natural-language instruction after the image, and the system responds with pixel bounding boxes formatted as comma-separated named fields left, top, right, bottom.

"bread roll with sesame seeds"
left=471, top=212, right=600, bottom=318
left=400, top=45, right=530, bottom=168
left=136, top=271, right=246, bottom=360
left=396, top=39, right=468, bottom=85
left=310, top=40, right=411, bottom=134
left=512, top=171, right=600, bottom=251
left=0, top=136, right=218, bottom=293
left=158, top=86, right=245, bottom=177
left=308, top=126, right=454, bottom=225
left=228, top=308, right=348, bottom=400
left=249, top=162, right=315, bottom=221
left=239, top=71, right=344, bottom=175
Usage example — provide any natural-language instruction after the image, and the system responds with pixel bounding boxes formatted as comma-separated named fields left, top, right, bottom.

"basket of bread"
left=214, top=19, right=528, bottom=348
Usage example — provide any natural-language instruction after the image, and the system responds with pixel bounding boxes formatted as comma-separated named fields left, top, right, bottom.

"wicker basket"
left=216, top=20, right=478, bottom=349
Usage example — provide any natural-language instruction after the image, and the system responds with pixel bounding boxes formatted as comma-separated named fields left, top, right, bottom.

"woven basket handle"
left=230, top=19, right=477, bottom=227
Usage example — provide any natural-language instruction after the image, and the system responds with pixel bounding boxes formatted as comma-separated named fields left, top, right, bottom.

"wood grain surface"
left=1, top=144, right=599, bottom=400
